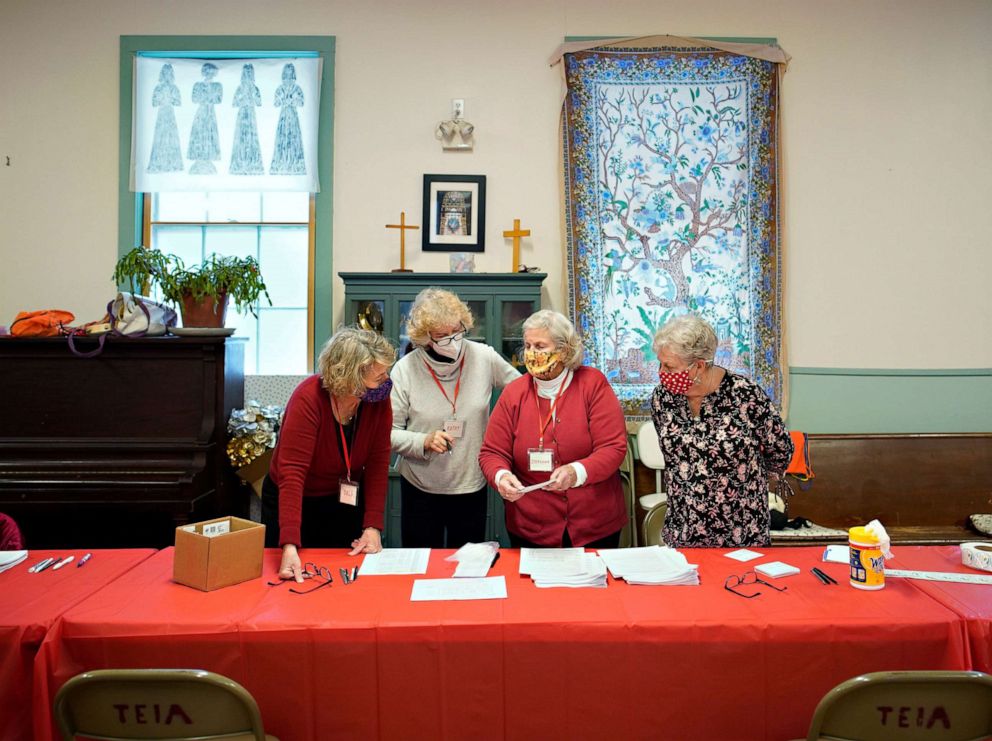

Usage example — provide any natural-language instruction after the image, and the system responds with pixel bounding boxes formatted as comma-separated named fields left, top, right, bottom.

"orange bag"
left=785, top=430, right=814, bottom=481
left=9, top=310, right=75, bottom=337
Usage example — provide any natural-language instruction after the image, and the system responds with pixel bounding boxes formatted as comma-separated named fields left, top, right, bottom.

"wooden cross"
left=502, top=218, right=531, bottom=273
left=386, top=211, right=419, bottom=272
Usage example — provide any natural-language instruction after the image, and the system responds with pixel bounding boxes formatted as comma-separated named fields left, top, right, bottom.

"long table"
left=0, top=549, right=155, bottom=741
left=31, top=545, right=981, bottom=741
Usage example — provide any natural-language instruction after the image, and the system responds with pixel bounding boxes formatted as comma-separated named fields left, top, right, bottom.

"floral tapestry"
left=562, top=44, right=784, bottom=416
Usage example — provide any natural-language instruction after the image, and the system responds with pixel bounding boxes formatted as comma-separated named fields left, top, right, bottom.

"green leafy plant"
left=113, top=247, right=271, bottom=318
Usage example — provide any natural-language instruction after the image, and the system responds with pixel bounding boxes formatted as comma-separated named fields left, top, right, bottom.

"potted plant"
left=114, top=247, right=271, bottom=329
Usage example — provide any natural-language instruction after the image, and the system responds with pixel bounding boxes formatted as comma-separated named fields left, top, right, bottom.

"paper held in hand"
left=515, top=479, right=553, bottom=494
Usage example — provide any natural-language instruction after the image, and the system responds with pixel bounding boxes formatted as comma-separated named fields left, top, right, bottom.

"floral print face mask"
left=524, top=349, right=563, bottom=380
left=360, top=379, right=393, bottom=402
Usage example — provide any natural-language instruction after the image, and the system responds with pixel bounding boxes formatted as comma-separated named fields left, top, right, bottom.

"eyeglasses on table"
left=266, top=562, right=334, bottom=594
left=724, top=570, right=787, bottom=599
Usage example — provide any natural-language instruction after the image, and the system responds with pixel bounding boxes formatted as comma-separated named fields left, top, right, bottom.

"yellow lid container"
left=849, top=526, right=884, bottom=590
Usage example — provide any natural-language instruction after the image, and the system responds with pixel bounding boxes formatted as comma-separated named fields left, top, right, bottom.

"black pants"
left=400, top=477, right=487, bottom=549
left=509, top=528, right=622, bottom=550
left=261, top=475, right=363, bottom=548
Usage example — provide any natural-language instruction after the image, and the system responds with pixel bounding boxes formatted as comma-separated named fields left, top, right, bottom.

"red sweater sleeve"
left=271, top=376, right=323, bottom=547
left=359, top=399, right=392, bottom=532
left=574, top=369, right=628, bottom=483
left=478, top=376, right=525, bottom=485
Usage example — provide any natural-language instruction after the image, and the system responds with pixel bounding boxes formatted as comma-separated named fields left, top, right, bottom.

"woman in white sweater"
left=390, top=288, right=519, bottom=547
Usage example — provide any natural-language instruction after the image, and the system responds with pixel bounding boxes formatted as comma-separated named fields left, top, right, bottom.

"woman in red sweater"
left=262, top=327, right=395, bottom=581
left=479, top=310, right=628, bottom=548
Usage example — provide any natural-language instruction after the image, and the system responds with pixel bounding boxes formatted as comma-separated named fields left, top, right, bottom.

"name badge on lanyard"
left=529, top=374, right=567, bottom=473
left=339, top=477, right=359, bottom=506
left=527, top=447, right=555, bottom=472
left=334, top=400, right=358, bottom=506
left=426, top=357, right=466, bottom=439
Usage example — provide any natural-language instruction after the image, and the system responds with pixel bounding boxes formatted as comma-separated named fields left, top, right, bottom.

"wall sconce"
left=436, top=99, right=475, bottom=151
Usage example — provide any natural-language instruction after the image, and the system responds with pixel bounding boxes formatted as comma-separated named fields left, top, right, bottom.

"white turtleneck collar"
left=420, top=342, right=465, bottom=379
left=533, top=368, right=573, bottom=399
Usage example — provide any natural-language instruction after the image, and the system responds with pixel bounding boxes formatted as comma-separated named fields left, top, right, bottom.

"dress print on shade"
left=269, top=63, right=306, bottom=175
left=188, top=63, right=223, bottom=175
left=229, top=64, right=263, bottom=175
left=146, top=63, right=183, bottom=173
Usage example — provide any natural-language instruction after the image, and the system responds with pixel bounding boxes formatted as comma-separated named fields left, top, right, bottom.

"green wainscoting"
left=787, top=368, right=992, bottom=433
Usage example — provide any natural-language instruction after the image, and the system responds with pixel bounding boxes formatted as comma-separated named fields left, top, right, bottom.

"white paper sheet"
left=518, top=547, right=585, bottom=575
left=360, top=548, right=431, bottom=575
left=0, top=550, right=28, bottom=573
left=516, top=479, right=553, bottom=494
left=410, top=575, right=507, bottom=601
left=724, top=549, right=764, bottom=562
left=822, top=545, right=849, bottom=564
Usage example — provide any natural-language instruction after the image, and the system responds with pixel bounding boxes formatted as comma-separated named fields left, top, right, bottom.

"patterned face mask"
left=659, top=369, right=693, bottom=395
left=524, top=349, right=563, bottom=380
left=360, top=379, right=393, bottom=403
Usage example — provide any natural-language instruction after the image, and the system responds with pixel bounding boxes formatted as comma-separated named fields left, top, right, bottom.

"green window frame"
left=118, top=35, right=335, bottom=369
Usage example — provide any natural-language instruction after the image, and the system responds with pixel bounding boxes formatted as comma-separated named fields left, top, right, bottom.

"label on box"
left=202, top=520, right=231, bottom=538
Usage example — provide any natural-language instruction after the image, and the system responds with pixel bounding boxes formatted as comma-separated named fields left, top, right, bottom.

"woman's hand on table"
left=349, top=527, right=382, bottom=556
left=278, top=544, right=305, bottom=583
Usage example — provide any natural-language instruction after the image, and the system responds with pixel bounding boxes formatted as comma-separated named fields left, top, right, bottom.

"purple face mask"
left=361, top=379, right=392, bottom=403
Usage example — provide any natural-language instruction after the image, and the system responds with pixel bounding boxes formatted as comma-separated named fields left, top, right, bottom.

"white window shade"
left=132, top=56, right=321, bottom=192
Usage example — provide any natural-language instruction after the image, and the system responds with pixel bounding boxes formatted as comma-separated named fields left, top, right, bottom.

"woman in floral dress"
left=650, top=315, right=793, bottom=547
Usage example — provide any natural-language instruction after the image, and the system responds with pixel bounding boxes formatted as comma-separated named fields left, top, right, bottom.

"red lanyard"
left=332, top=397, right=354, bottom=480
left=532, top=374, right=567, bottom=449
left=424, top=357, right=465, bottom=416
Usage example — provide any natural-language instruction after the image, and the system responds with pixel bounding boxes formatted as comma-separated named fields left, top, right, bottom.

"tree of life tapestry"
left=561, top=43, right=785, bottom=417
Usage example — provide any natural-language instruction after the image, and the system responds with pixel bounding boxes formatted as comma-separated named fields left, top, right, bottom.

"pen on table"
left=490, top=552, right=501, bottom=569
left=34, top=558, right=58, bottom=573
left=351, top=565, right=359, bottom=582
left=28, top=557, right=55, bottom=573
left=339, top=567, right=350, bottom=585
left=52, top=556, right=75, bottom=570
left=810, top=568, right=830, bottom=585
left=77, top=552, right=92, bottom=567
left=814, top=567, right=838, bottom=585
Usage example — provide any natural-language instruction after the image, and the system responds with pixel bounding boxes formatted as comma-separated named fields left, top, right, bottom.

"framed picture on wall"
left=422, top=174, right=486, bottom=252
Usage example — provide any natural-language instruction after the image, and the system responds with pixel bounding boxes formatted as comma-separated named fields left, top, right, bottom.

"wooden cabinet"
left=0, top=336, right=245, bottom=548
left=340, top=272, right=545, bottom=546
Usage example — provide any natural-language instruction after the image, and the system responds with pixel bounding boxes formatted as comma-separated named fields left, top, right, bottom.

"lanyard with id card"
left=425, top=357, right=466, bottom=439
left=528, top=377, right=565, bottom=472
left=334, top=402, right=359, bottom=506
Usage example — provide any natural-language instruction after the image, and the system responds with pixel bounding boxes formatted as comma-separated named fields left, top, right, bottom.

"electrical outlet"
left=452, top=98, right=465, bottom=119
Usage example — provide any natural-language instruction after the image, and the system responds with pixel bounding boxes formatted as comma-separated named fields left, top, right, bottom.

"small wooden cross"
left=386, top=211, right=419, bottom=272
left=502, top=218, right=531, bottom=273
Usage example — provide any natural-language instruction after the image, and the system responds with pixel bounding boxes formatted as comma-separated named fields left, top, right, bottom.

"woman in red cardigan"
left=262, top=327, right=396, bottom=581
left=479, top=310, right=628, bottom=548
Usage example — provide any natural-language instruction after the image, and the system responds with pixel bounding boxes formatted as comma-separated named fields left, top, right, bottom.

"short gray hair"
left=652, top=314, right=717, bottom=365
left=522, top=310, right=583, bottom=370
left=318, top=326, right=396, bottom=397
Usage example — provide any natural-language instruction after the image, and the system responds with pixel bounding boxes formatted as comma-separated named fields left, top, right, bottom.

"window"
left=119, top=36, right=335, bottom=374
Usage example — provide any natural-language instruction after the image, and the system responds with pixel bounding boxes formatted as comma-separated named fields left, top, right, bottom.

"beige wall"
left=1, top=0, right=989, bottom=368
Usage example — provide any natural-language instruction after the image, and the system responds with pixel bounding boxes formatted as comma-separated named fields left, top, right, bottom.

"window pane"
left=259, top=226, right=308, bottom=307
left=204, top=226, right=257, bottom=260
left=152, top=226, right=202, bottom=269
left=155, top=192, right=207, bottom=222
left=258, top=309, right=308, bottom=374
left=262, top=192, right=309, bottom=222
left=207, top=192, right=261, bottom=222
left=226, top=308, right=259, bottom=376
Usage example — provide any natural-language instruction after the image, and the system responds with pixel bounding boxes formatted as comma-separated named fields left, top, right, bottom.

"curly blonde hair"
left=404, top=288, right=475, bottom=347
left=522, top=310, right=584, bottom=370
left=318, top=326, right=396, bottom=397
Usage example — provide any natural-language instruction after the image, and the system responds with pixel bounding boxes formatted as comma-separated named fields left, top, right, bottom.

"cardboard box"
left=173, top=516, right=265, bottom=591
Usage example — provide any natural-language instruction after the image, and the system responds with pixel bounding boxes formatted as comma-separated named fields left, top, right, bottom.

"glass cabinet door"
left=501, top=301, right=533, bottom=370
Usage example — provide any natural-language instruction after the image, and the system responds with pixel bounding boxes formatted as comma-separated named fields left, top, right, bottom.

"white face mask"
left=430, top=337, right=462, bottom=359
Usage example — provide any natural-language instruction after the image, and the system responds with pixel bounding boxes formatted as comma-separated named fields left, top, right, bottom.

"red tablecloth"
left=0, top=549, right=155, bottom=741
left=33, top=546, right=972, bottom=741
left=889, top=544, right=992, bottom=673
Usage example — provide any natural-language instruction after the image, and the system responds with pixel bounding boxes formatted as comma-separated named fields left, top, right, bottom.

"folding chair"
left=54, top=668, right=279, bottom=740
left=635, top=421, right=667, bottom=546
left=805, top=670, right=992, bottom=741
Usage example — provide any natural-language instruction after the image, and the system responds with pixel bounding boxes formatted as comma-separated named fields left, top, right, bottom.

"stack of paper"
left=597, top=546, right=700, bottom=586
left=519, top=547, right=607, bottom=588
left=0, top=550, right=28, bottom=574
